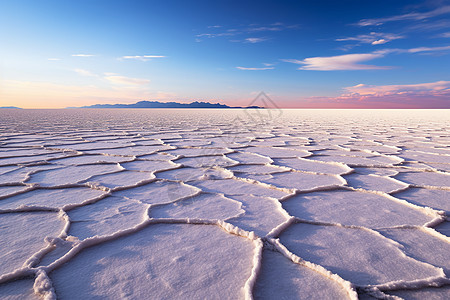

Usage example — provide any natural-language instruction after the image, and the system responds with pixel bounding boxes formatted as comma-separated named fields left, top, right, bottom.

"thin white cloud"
left=72, top=54, right=95, bottom=57
left=408, top=45, right=450, bottom=53
left=263, top=63, right=275, bottom=66
left=120, top=55, right=166, bottom=61
left=440, top=32, right=450, bottom=38
left=236, top=66, right=275, bottom=70
left=74, top=69, right=97, bottom=77
left=244, top=37, right=267, bottom=43
left=336, top=32, right=404, bottom=45
left=357, top=5, right=450, bottom=26
left=104, top=75, right=150, bottom=85
left=345, top=80, right=450, bottom=95
left=281, top=53, right=389, bottom=71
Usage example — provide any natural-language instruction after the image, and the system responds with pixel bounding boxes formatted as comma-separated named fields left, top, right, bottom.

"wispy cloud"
left=74, top=69, right=98, bottom=77
left=72, top=54, right=95, bottom=57
left=357, top=6, right=450, bottom=26
left=236, top=66, right=275, bottom=70
left=305, top=80, right=450, bottom=108
left=281, top=53, right=389, bottom=71
left=196, top=22, right=297, bottom=42
left=244, top=37, right=268, bottom=43
left=439, top=32, right=450, bottom=38
left=104, top=75, right=150, bottom=85
left=336, top=32, right=404, bottom=46
left=407, top=45, right=450, bottom=53
left=120, top=55, right=166, bottom=61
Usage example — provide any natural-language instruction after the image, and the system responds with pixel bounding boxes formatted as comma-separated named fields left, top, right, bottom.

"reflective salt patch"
left=156, top=167, right=233, bottom=181
left=0, top=188, right=106, bottom=210
left=242, top=172, right=345, bottom=191
left=344, top=173, right=408, bottom=193
left=0, top=212, right=64, bottom=276
left=0, top=153, right=68, bottom=166
left=395, top=171, right=450, bottom=188
left=138, top=152, right=178, bottom=161
left=85, top=171, right=155, bottom=190
left=394, top=187, right=450, bottom=213
left=50, top=224, right=254, bottom=299
left=309, top=155, right=396, bottom=166
left=190, top=178, right=289, bottom=199
left=120, top=160, right=179, bottom=172
left=399, top=150, right=450, bottom=164
left=241, top=146, right=310, bottom=158
left=164, top=147, right=232, bottom=157
left=68, top=196, right=146, bottom=239
left=52, top=154, right=134, bottom=165
left=226, top=195, right=289, bottom=237
left=229, top=164, right=290, bottom=174
left=113, top=181, right=200, bottom=205
left=175, top=155, right=237, bottom=168
left=26, top=164, right=122, bottom=187
left=282, top=190, right=433, bottom=227
left=253, top=250, right=349, bottom=300
left=352, top=167, right=398, bottom=176
left=226, top=152, right=273, bottom=164
left=84, top=145, right=173, bottom=156
left=273, top=158, right=351, bottom=174
left=149, top=193, right=243, bottom=220
left=279, top=223, right=442, bottom=286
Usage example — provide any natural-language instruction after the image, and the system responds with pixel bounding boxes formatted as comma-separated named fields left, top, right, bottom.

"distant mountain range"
left=71, top=100, right=262, bottom=109
left=0, top=106, right=22, bottom=109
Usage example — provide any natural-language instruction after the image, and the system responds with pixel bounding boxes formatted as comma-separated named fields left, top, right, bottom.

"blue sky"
left=0, top=0, right=449, bottom=108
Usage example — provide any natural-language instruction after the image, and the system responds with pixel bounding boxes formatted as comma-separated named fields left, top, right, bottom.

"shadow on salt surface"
left=68, top=196, right=147, bottom=240
left=343, top=173, right=408, bottom=193
left=240, top=146, right=310, bottom=159
left=282, top=190, right=432, bottom=228
left=0, top=186, right=29, bottom=198
left=393, top=187, right=450, bottom=213
left=26, top=165, right=122, bottom=187
left=279, top=223, right=442, bottom=286
left=387, top=285, right=450, bottom=299
left=225, top=195, right=288, bottom=237
left=253, top=250, right=348, bottom=300
left=51, top=154, right=134, bottom=166
left=394, top=171, right=450, bottom=188
left=149, top=193, right=243, bottom=220
left=0, top=212, right=64, bottom=276
left=0, top=279, right=36, bottom=300
left=225, top=152, right=273, bottom=164
left=175, top=155, right=237, bottom=168
left=378, top=228, right=450, bottom=276
left=436, top=221, right=450, bottom=237
left=0, top=188, right=106, bottom=210
left=50, top=224, right=254, bottom=299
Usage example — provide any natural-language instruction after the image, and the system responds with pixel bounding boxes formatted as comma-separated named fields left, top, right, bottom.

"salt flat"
left=0, top=108, right=449, bottom=299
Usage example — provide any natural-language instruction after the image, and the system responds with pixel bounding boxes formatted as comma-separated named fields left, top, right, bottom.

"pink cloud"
left=302, top=81, right=450, bottom=108
left=282, top=53, right=390, bottom=70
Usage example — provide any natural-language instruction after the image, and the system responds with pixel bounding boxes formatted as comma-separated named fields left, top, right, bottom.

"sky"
left=0, top=0, right=450, bottom=108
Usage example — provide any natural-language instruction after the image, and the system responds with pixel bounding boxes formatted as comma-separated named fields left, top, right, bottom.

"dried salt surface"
left=279, top=223, right=442, bottom=286
left=0, top=212, right=64, bottom=276
left=26, top=164, right=122, bottom=187
left=0, top=109, right=449, bottom=299
left=393, top=187, right=450, bottom=213
left=50, top=224, right=254, bottom=299
left=282, top=190, right=433, bottom=228
left=344, top=173, right=408, bottom=193
left=0, top=279, right=36, bottom=300
left=68, top=196, right=146, bottom=239
left=0, top=188, right=106, bottom=210
left=253, top=250, right=349, bottom=300
left=149, top=193, right=243, bottom=220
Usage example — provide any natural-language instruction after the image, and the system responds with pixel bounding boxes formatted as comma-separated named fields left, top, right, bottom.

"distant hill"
left=71, top=100, right=261, bottom=109
left=0, top=106, right=22, bottom=109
